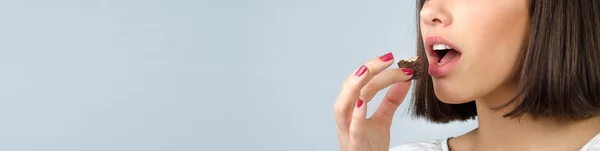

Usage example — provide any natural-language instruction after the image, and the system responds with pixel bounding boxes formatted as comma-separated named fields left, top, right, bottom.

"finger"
left=334, top=65, right=370, bottom=139
left=362, top=52, right=396, bottom=76
left=360, top=68, right=414, bottom=103
left=349, top=99, right=370, bottom=151
left=333, top=52, right=396, bottom=133
left=371, top=81, right=412, bottom=126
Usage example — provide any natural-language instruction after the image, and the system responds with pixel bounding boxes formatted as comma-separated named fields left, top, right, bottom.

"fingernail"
left=401, top=68, right=413, bottom=75
left=356, top=99, right=364, bottom=108
left=355, top=65, right=367, bottom=77
left=379, top=52, right=394, bottom=62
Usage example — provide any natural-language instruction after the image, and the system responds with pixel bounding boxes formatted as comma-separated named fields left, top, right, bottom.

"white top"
left=390, top=133, right=600, bottom=151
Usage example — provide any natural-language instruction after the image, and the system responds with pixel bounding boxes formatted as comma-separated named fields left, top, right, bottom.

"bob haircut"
left=410, top=0, right=600, bottom=123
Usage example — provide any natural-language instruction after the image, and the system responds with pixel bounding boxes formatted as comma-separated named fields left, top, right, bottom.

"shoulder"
left=581, top=133, right=600, bottom=151
left=389, top=139, right=448, bottom=151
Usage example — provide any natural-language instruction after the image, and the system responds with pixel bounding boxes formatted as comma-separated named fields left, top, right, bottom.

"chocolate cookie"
left=397, top=56, right=421, bottom=80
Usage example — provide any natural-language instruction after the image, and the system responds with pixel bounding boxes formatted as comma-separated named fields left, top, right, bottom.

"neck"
left=470, top=84, right=600, bottom=151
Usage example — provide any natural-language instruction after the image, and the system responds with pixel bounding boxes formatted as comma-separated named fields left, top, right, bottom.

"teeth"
left=433, top=44, right=453, bottom=51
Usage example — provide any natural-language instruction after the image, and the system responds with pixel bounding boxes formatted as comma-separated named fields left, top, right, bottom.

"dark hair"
left=410, top=0, right=600, bottom=123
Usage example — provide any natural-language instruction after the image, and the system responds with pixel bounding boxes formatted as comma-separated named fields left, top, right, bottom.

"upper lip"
left=424, top=36, right=461, bottom=62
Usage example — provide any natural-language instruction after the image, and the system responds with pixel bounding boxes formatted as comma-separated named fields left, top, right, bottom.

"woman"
left=333, top=0, right=600, bottom=150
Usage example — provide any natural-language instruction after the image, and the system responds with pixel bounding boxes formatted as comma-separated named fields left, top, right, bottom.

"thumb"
left=371, top=81, right=412, bottom=126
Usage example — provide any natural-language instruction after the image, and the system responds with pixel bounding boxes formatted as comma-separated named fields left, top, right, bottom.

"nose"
left=419, top=0, right=452, bottom=27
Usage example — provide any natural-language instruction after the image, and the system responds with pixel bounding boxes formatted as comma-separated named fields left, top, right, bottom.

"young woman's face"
left=419, top=0, right=529, bottom=104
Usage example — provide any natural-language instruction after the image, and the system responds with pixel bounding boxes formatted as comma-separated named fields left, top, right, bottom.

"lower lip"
left=428, top=53, right=462, bottom=77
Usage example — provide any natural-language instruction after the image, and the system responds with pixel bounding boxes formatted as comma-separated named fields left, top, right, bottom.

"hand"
left=334, top=52, right=414, bottom=151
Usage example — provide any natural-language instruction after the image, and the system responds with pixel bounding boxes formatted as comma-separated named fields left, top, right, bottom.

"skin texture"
left=420, top=0, right=528, bottom=105
left=333, top=52, right=414, bottom=151
left=421, top=1, right=600, bottom=150
left=334, top=0, right=600, bottom=151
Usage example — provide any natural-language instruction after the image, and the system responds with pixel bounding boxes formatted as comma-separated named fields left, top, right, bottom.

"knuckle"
left=348, top=129, right=361, bottom=140
left=333, top=103, right=343, bottom=113
left=352, top=114, right=363, bottom=121
left=360, top=85, right=375, bottom=100
left=384, top=96, right=402, bottom=107
left=333, top=102, right=348, bottom=115
left=373, top=111, right=392, bottom=123
left=342, top=80, right=362, bottom=95
left=343, top=75, right=362, bottom=86
left=361, top=82, right=375, bottom=94
left=341, top=77, right=351, bottom=87
left=381, top=109, right=394, bottom=117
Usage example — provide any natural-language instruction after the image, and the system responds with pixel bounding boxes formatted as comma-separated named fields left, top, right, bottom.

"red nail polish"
left=355, top=65, right=367, bottom=76
left=401, top=68, right=413, bottom=75
left=356, top=99, right=364, bottom=108
left=379, top=52, right=394, bottom=62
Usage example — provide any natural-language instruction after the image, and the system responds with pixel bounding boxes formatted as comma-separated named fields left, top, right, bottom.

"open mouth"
left=432, top=44, right=461, bottom=65
left=425, top=36, right=463, bottom=77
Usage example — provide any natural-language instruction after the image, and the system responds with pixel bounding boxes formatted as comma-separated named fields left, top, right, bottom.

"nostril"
left=432, top=18, right=442, bottom=24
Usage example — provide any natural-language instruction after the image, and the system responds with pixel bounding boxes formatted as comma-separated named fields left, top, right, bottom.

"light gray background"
left=0, top=0, right=477, bottom=150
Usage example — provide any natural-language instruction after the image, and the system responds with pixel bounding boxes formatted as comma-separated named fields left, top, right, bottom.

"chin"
left=432, top=78, right=473, bottom=104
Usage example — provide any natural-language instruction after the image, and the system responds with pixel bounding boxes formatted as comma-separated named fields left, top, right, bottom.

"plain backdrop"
left=0, top=0, right=477, bottom=150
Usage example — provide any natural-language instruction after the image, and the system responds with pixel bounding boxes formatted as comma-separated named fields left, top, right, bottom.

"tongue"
left=439, top=50, right=459, bottom=64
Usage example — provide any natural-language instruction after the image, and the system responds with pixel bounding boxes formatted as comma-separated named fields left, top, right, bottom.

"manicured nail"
left=356, top=99, right=364, bottom=108
left=379, top=52, right=394, bottom=62
left=355, top=65, right=367, bottom=76
left=401, top=68, right=413, bottom=75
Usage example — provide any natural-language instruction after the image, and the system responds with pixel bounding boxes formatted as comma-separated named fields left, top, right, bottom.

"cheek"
left=419, top=23, right=428, bottom=39
left=464, top=5, right=527, bottom=84
left=456, top=0, right=528, bottom=64
left=435, top=1, right=528, bottom=102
